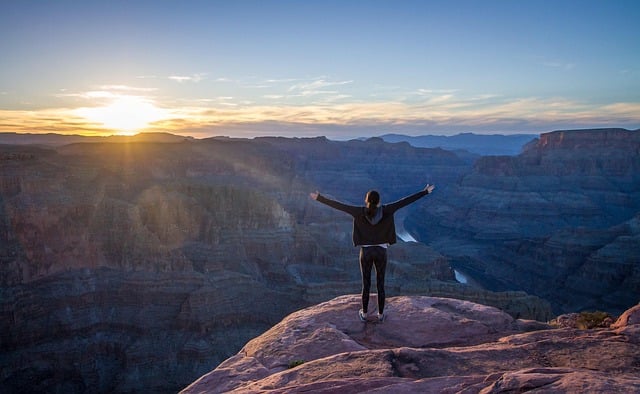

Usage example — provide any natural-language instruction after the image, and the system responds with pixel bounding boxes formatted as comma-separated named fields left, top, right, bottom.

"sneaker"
left=358, top=309, right=367, bottom=322
left=377, top=313, right=385, bottom=322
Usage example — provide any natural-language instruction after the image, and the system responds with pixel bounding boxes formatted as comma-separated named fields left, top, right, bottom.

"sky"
left=1, top=0, right=639, bottom=139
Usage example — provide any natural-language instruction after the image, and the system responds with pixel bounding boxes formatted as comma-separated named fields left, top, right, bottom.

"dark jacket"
left=316, top=189, right=429, bottom=246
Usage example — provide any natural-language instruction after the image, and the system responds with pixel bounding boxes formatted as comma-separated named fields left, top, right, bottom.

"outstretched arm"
left=386, top=184, right=435, bottom=212
left=310, top=191, right=361, bottom=217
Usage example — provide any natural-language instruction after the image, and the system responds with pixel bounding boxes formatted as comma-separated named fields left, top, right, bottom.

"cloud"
left=3, top=85, right=639, bottom=137
left=54, top=90, right=117, bottom=101
left=55, top=85, right=159, bottom=102
left=288, top=78, right=353, bottom=93
left=414, top=88, right=459, bottom=96
left=99, top=85, right=158, bottom=92
left=167, top=94, right=640, bottom=136
left=211, top=76, right=356, bottom=103
left=264, top=78, right=299, bottom=84
left=169, top=76, right=194, bottom=83
left=0, top=108, right=118, bottom=135
left=168, top=73, right=207, bottom=83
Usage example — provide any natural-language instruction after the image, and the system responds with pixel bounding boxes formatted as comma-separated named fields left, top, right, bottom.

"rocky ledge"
left=182, top=295, right=640, bottom=393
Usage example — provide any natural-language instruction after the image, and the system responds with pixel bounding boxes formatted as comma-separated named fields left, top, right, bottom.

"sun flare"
left=74, top=96, right=170, bottom=134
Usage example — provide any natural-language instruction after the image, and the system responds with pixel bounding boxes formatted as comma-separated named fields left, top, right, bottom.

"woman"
left=310, top=184, right=435, bottom=322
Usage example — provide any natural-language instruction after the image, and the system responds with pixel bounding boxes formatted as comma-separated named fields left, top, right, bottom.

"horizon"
left=1, top=1, right=639, bottom=139
left=12, top=128, right=640, bottom=143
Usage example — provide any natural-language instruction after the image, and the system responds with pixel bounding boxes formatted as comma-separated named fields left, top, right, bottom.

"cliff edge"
left=182, top=295, right=640, bottom=393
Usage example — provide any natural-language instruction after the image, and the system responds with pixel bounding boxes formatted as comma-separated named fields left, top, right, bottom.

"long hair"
left=364, top=190, right=380, bottom=220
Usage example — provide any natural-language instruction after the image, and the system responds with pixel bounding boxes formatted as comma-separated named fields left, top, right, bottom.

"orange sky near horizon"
left=2, top=90, right=639, bottom=139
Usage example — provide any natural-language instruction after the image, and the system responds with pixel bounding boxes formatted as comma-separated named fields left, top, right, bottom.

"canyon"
left=408, top=128, right=640, bottom=314
left=1, top=128, right=638, bottom=392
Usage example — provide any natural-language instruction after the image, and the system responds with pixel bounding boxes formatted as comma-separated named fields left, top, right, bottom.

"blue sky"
left=1, top=0, right=639, bottom=138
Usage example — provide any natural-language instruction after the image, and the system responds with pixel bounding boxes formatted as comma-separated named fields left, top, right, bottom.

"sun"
left=75, top=96, right=170, bottom=135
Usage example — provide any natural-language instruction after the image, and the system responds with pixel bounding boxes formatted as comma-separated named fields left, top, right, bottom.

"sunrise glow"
left=74, top=96, right=170, bottom=135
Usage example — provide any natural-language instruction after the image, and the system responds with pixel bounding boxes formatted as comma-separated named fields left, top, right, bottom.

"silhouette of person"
left=310, top=184, right=435, bottom=322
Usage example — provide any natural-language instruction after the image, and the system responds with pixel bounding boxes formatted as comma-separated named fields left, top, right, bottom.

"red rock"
left=612, top=303, right=640, bottom=329
left=180, top=296, right=640, bottom=393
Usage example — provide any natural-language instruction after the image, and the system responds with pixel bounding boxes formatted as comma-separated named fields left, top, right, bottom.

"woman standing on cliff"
left=310, top=184, right=435, bottom=322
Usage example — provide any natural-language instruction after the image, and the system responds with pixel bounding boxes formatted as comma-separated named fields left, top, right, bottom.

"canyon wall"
left=3, top=129, right=636, bottom=392
left=409, top=128, right=640, bottom=314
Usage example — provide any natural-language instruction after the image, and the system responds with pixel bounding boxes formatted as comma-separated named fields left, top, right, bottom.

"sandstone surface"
left=182, top=295, right=640, bottom=393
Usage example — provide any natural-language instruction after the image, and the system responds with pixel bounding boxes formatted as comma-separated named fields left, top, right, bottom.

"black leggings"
left=359, top=246, right=388, bottom=314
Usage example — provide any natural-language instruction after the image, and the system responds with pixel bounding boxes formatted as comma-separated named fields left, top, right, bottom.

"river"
left=396, top=217, right=481, bottom=287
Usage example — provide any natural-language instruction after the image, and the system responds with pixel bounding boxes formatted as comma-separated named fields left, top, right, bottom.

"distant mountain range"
left=380, top=132, right=539, bottom=155
left=1, top=131, right=537, bottom=156
left=0, top=131, right=194, bottom=146
left=1, top=131, right=541, bottom=157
